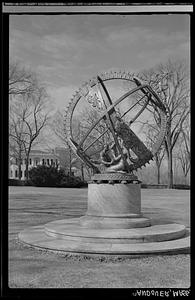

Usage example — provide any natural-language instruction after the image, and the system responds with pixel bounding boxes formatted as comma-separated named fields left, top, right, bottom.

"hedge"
left=28, top=165, right=87, bottom=188
left=141, top=183, right=190, bottom=190
left=9, top=179, right=25, bottom=186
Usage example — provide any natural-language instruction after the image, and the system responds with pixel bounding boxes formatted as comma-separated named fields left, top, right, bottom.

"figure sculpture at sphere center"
left=92, top=141, right=128, bottom=173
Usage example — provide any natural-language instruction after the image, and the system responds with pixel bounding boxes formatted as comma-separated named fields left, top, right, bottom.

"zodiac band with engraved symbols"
left=64, top=71, right=167, bottom=177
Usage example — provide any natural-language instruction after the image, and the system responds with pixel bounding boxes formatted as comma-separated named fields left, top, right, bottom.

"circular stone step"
left=44, top=218, right=186, bottom=244
left=18, top=225, right=190, bottom=255
left=78, top=214, right=151, bottom=229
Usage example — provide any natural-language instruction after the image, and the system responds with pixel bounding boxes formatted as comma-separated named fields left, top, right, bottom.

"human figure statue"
left=92, top=142, right=128, bottom=173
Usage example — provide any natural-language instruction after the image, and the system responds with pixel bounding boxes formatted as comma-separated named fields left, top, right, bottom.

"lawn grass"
left=8, top=186, right=190, bottom=288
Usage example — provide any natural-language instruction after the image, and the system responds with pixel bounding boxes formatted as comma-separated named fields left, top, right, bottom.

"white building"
left=9, top=149, right=60, bottom=180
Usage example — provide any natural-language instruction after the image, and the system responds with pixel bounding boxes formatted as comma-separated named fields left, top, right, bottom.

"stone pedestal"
left=79, top=183, right=150, bottom=229
left=87, top=183, right=141, bottom=217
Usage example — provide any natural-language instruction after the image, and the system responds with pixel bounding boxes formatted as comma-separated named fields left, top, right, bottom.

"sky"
left=9, top=14, right=190, bottom=111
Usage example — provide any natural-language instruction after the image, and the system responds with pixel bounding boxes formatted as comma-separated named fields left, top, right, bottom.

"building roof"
left=30, top=149, right=49, bottom=154
left=29, top=150, right=59, bottom=158
left=9, top=147, right=72, bottom=161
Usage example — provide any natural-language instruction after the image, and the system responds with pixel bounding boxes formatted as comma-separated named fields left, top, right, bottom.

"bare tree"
left=9, top=63, right=51, bottom=180
left=51, top=110, right=67, bottom=145
left=51, top=110, right=75, bottom=175
left=9, top=61, right=36, bottom=179
left=146, top=127, right=165, bottom=184
left=9, top=112, right=25, bottom=180
left=9, top=61, right=36, bottom=96
left=21, top=87, right=51, bottom=179
left=51, top=110, right=89, bottom=179
left=138, top=59, right=190, bottom=188
left=177, top=128, right=190, bottom=182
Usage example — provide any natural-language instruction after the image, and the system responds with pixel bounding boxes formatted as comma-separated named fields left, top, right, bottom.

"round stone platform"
left=18, top=218, right=190, bottom=255
left=18, top=225, right=190, bottom=256
left=44, top=219, right=186, bottom=243
left=18, top=182, right=190, bottom=256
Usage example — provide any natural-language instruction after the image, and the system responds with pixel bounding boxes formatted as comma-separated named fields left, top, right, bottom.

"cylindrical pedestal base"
left=87, top=183, right=141, bottom=217
left=79, top=183, right=151, bottom=229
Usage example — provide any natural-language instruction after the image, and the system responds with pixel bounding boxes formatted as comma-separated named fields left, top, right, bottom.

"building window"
left=29, top=158, right=32, bottom=165
left=42, top=159, right=45, bottom=165
left=51, top=159, right=53, bottom=166
left=11, top=170, right=13, bottom=177
left=35, top=160, right=38, bottom=166
left=56, top=159, right=58, bottom=165
left=15, top=170, right=18, bottom=178
left=47, top=159, right=49, bottom=165
left=20, top=170, right=23, bottom=178
left=24, top=170, right=26, bottom=177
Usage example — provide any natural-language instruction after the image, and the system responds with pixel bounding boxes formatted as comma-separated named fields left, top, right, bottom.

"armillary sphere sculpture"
left=64, top=71, right=167, bottom=182
left=18, top=71, right=190, bottom=257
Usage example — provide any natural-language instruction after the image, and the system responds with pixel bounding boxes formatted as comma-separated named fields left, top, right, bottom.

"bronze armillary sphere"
left=64, top=71, right=167, bottom=176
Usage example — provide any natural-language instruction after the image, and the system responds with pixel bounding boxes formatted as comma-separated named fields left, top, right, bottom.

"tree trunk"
left=25, top=151, right=30, bottom=180
left=18, top=147, right=22, bottom=180
left=167, top=148, right=174, bottom=188
left=155, top=154, right=161, bottom=184
left=25, top=159, right=29, bottom=180
left=157, top=165, right=161, bottom=184
left=165, top=123, right=174, bottom=189
left=18, top=159, right=22, bottom=180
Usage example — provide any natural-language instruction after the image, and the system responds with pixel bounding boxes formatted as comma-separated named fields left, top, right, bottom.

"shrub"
left=173, top=184, right=190, bottom=190
left=29, top=165, right=64, bottom=187
left=9, top=179, right=25, bottom=186
left=141, top=183, right=190, bottom=190
left=141, top=183, right=168, bottom=189
left=59, top=175, right=87, bottom=188
left=29, top=165, right=87, bottom=187
left=24, top=179, right=33, bottom=186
